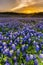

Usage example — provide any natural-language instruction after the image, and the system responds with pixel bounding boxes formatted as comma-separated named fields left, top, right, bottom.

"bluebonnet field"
left=0, top=17, right=43, bottom=65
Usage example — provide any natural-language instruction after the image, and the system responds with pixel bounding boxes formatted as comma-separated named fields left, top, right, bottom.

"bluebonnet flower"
left=0, top=45, right=3, bottom=52
left=26, top=54, right=30, bottom=62
left=14, top=62, right=18, bottom=65
left=14, top=56, right=17, bottom=62
left=9, top=34, right=13, bottom=39
left=33, top=55, right=36, bottom=60
left=41, top=51, right=43, bottom=54
left=3, top=46, right=7, bottom=50
left=40, top=42, right=43, bottom=48
left=16, top=49, right=20, bottom=56
left=38, top=35, right=40, bottom=39
left=30, top=54, right=33, bottom=60
left=21, top=44, right=25, bottom=52
left=6, top=32, right=10, bottom=37
left=34, top=59, right=38, bottom=65
left=28, top=38, right=31, bottom=44
left=39, top=54, right=43, bottom=58
left=12, top=44, right=16, bottom=51
left=5, top=62, right=10, bottom=65
left=9, top=50, right=14, bottom=57
left=30, top=33, right=33, bottom=36
left=9, top=40, right=13, bottom=46
left=14, top=42, right=18, bottom=46
left=0, top=32, right=2, bottom=35
left=0, top=34, right=3, bottom=40
left=0, top=20, right=43, bottom=65
left=15, top=37, right=20, bottom=43
left=4, top=36, right=7, bottom=40
left=26, top=33, right=30, bottom=38
left=35, top=45, right=40, bottom=52
left=3, top=48, right=9, bottom=55
left=25, top=44, right=28, bottom=50
left=33, top=41, right=38, bottom=46
left=3, top=42, right=7, bottom=46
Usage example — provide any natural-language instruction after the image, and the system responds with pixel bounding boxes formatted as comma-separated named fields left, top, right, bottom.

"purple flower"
left=14, top=62, right=18, bottom=65
left=26, top=54, right=30, bottom=62
left=25, top=44, right=28, bottom=50
left=39, top=54, right=43, bottom=59
left=0, top=34, right=3, bottom=40
left=3, top=46, right=7, bottom=50
left=16, top=49, right=20, bottom=56
left=30, top=54, right=33, bottom=60
left=36, top=45, right=40, bottom=52
left=3, top=48, right=9, bottom=55
left=28, top=38, right=31, bottom=44
left=33, top=41, right=38, bottom=46
left=9, top=50, right=14, bottom=57
left=33, top=55, right=36, bottom=60
left=12, top=44, right=16, bottom=51
left=42, top=51, right=43, bottom=54
left=21, top=44, right=25, bottom=52
left=9, top=40, right=13, bottom=46
left=3, top=42, right=7, bottom=46
left=34, top=59, right=38, bottom=65
left=5, top=62, right=10, bottom=65
left=14, top=56, right=17, bottom=62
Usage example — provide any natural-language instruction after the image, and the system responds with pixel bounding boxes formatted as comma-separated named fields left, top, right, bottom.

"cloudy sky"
left=0, top=0, right=43, bottom=13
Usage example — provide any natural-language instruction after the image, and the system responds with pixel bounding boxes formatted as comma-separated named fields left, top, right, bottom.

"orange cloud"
left=0, top=0, right=43, bottom=13
left=10, top=0, right=43, bottom=13
left=11, top=2, right=43, bottom=13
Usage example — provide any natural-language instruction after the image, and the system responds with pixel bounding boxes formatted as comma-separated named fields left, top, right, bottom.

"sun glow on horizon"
left=11, top=7, right=43, bottom=14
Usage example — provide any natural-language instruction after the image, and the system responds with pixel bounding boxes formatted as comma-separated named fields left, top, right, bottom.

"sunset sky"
left=0, top=0, right=43, bottom=13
